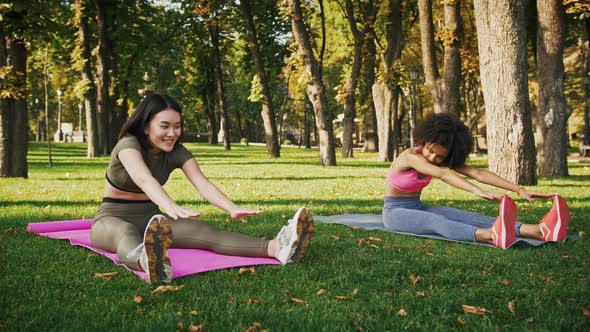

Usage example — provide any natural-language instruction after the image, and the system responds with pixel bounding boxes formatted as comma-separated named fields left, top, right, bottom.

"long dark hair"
left=119, top=93, right=184, bottom=153
left=413, top=113, right=473, bottom=168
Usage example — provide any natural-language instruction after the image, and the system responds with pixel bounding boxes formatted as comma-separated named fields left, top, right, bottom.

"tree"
left=0, top=2, right=29, bottom=178
left=360, top=0, right=378, bottom=153
left=73, top=0, right=99, bottom=158
left=474, top=0, right=537, bottom=185
left=288, top=0, right=336, bottom=166
left=536, top=0, right=569, bottom=176
left=338, top=0, right=377, bottom=158
left=238, top=0, right=280, bottom=158
left=95, top=0, right=113, bottom=154
left=418, top=0, right=462, bottom=114
left=372, top=0, right=402, bottom=162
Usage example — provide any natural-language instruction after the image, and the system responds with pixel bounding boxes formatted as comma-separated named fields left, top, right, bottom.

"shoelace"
left=127, top=243, right=144, bottom=259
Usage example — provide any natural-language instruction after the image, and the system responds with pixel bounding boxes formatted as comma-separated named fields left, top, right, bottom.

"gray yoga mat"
left=315, top=214, right=580, bottom=249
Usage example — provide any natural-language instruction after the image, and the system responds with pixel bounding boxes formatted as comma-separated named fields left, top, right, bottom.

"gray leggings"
left=382, top=196, right=523, bottom=242
left=91, top=199, right=269, bottom=270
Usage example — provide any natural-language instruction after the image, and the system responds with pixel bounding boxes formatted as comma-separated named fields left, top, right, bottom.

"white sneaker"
left=132, top=214, right=173, bottom=283
left=274, top=207, right=314, bottom=265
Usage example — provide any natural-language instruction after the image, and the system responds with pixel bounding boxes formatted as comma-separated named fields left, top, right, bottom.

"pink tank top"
left=386, top=148, right=432, bottom=192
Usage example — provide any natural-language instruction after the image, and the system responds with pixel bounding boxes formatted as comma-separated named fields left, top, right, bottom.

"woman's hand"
left=517, top=188, right=554, bottom=203
left=230, top=207, right=263, bottom=220
left=164, top=203, right=201, bottom=220
left=474, top=188, right=503, bottom=202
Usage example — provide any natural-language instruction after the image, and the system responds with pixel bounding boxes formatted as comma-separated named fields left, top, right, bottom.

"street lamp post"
left=56, top=88, right=63, bottom=142
left=409, top=68, right=418, bottom=147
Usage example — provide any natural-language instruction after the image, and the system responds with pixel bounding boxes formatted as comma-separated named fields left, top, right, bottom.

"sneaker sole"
left=492, top=196, right=517, bottom=249
left=289, top=207, right=315, bottom=263
left=144, top=215, right=173, bottom=283
left=540, top=194, right=569, bottom=242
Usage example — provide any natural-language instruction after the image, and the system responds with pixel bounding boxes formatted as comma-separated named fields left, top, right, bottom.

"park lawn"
left=1, top=142, right=589, bottom=331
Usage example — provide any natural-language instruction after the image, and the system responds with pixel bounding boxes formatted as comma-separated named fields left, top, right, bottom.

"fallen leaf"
left=508, top=300, right=515, bottom=314
left=136, top=309, right=145, bottom=314
left=290, top=297, right=306, bottom=304
left=177, top=321, right=183, bottom=331
left=247, top=298, right=265, bottom=304
left=238, top=267, right=256, bottom=276
left=330, top=235, right=341, bottom=240
left=335, top=295, right=348, bottom=300
left=457, top=316, right=467, bottom=326
left=133, top=294, right=143, bottom=305
left=410, top=275, right=422, bottom=286
left=425, top=252, right=434, bottom=256
left=541, top=276, right=554, bottom=283
left=482, top=264, right=494, bottom=274
left=225, top=218, right=232, bottom=224
left=229, top=295, right=236, bottom=303
left=189, top=310, right=199, bottom=316
left=462, top=304, right=488, bottom=315
left=352, top=319, right=364, bottom=332
left=95, top=272, right=118, bottom=280
left=367, top=237, right=383, bottom=242
left=244, top=322, right=263, bottom=332
left=357, top=238, right=366, bottom=247
left=352, top=288, right=359, bottom=296
left=351, top=226, right=363, bottom=230
left=240, top=218, right=248, bottom=224
left=416, top=291, right=426, bottom=297
left=151, top=284, right=186, bottom=294
left=177, top=311, right=183, bottom=316
left=502, top=279, right=510, bottom=285
left=233, top=277, right=238, bottom=284
left=579, top=231, right=586, bottom=238
left=583, top=307, right=590, bottom=317
left=281, top=214, right=287, bottom=219
left=316, top=289, right=327, bottom=296
left=189, top=323, right=203, bottom=332
left=397, top=308, right=407, bottom=317
left=5, top=227, right=14, bottom=233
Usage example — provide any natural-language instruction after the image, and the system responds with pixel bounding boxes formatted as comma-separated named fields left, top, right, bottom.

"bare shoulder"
left=391, top=148, right=419, bottom=172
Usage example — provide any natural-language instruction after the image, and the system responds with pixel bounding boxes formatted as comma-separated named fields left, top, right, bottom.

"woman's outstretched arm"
left=118, top=148, right=200, bottom=219
left=181, top=158, right=262, bottom=219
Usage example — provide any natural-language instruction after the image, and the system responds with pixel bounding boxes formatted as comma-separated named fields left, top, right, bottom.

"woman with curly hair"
left=382, top=113, right=567, bottom=249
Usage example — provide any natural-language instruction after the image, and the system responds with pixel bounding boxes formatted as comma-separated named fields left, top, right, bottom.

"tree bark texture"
left=0, top=33, right=28, bottom=178
left=288, top=0, right=336, bottom=165
left=418, top=0, right=462, bottom=114
left=361, top=35, right=378, bottom=152
left=239, top=0, right=280, bottom=158
left=209, top=22, right=231, bottom=150
left=95, top=0, right=113, bottom=155
left=474, top=0, right=537, bottom=185
left=536, top=0, right=568, bottom=176
left=372, top=0, right=402, bottom=162
left=75, top=0, right=99, bottom=158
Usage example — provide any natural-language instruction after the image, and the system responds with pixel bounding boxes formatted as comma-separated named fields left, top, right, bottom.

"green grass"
left=1, top=142, right=589, bottom=331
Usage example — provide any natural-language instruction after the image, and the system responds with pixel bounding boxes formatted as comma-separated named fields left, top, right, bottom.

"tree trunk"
left=536, top=0, right=568, bottom=176
left=584, top=19, right=590, bottom=145
left=474, top=0, right=537, bottom=185
left=239, top=0, right=280, bottom=157
left=372, top=0, right=402, bottom=162
left=0, top=34, right=28, bottom=178
left=361, top=33, right=378, bottom=152
left=75, top=0, right=99, bottom=158
left=288, top=0, right=336, bottom=165
left=418, top=0, right=462, bottom=114
left=209, top=22, right=231, bottom=150
left=95, top=0, right=112, bottom=155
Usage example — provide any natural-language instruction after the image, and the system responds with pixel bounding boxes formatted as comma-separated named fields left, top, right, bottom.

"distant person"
left=91, top=93, right=314, bottom=283
left=382, top=113, right=568, bottom=249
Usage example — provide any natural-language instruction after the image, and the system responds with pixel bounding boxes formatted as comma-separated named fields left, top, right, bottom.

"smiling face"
left=145, top=108, right=182, bottom=155
left=422, top=143, right=449, bottom=166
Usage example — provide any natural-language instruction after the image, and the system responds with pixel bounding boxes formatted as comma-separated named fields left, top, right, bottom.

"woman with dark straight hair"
left=91, top=93, right=314, bottom=283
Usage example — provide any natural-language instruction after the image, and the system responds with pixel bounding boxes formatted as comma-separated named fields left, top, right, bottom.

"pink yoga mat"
left=27, top=219, right=280, bottom=282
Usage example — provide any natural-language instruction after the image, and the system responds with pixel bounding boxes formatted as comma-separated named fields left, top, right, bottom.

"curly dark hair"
left=412, top=113, right=473, bottom=168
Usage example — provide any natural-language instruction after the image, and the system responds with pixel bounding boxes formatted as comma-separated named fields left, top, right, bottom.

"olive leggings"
left=91, top=199, right=270, bottom=270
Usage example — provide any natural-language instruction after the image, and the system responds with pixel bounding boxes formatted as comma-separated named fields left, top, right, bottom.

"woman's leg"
left=423, top=205, right=524, bottom=237
left=170, top=219, right=270, bottom=257
left=382, top=207, right=479, bottom=242
left=91, top=217, right=143, bottom=270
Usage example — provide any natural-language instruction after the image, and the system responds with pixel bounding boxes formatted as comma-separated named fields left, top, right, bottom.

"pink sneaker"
left=539, top=195, right=569, bottom=242
left=491, top=196, right=518, bottom=249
